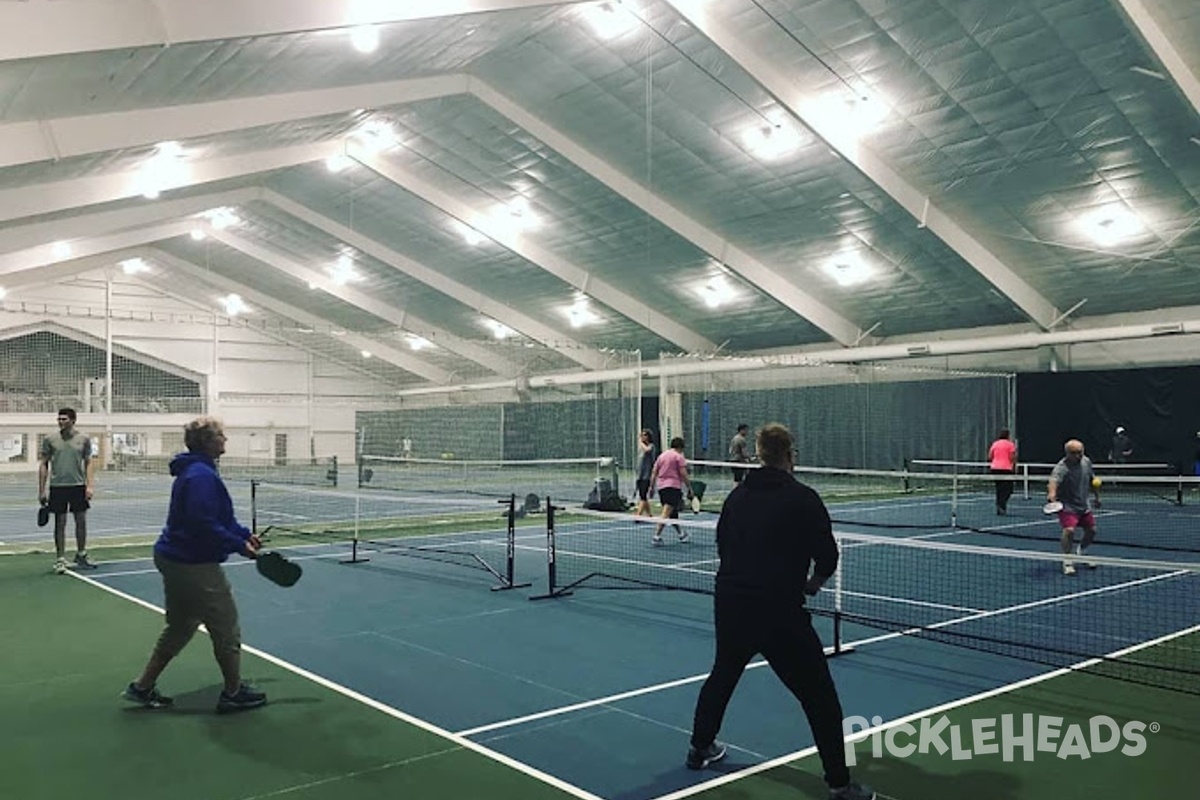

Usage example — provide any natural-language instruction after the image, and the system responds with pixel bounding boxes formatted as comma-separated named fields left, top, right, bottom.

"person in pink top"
left=649, top=436, right=694, bottom=545
left=987, top=428, right=1017, bottom=515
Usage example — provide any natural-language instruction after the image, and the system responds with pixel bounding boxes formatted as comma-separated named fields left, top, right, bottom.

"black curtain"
left=1016, top=366, right=1200, bottom=472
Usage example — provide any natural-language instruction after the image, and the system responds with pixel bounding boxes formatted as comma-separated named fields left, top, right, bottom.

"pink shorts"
left=1058, top=510, right=1096, bottom=530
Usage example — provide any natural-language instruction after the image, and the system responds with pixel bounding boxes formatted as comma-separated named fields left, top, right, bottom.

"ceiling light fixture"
left=483, top=319, right=515, bottom=340
left=823, top=252, right=872, bottom=287
left=1079, top=205, right=1145, bottom=248
left=139, top=141, right=189, bottom=200
left=696, top=275, right=736, bottom=309
left=328, top=253, right=361, bottom=285
left=51, top=241, right=72, bottom=259
left=326, top=153, right=355, bottom=173
left=564, top=294, right=600, bottom=328
left=406, top=334, right=432, bottom=351
left=350, top=24, right=379, bottom=53
left=189, top=228, right=206, bottom=241
left=582, top=1, right=638, bottom=39
left=221, top=293, right=249, bottom=316
left=361, top=350, right=373, bottom=359
left=742, top=120, right=803, bottom=160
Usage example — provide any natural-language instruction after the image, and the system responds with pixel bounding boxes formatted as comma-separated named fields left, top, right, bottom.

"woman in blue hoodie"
left=122, top=416, right=267, bottom=713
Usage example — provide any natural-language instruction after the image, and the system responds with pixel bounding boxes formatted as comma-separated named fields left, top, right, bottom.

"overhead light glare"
left=406, top=334, right=432, bottom=351
left=189, top=228, right=206, bottom=241
left=326, top=153, right=355, bottom=173
left=52, top=241, right=72, bottom=259
left=351, top=118, right=397, bottom=153
left=0, top=287, right=7, bottom=300
left=361, top=350, right=373, bottom=359
left=581, top=1, right=638, bottom=39
left=350, top=25, right=379, bottom=53
left=484, top=319, right=515, bottom=340
left=1079, top=205, right=1145, bottom=248
left=328, top=253, right=361, bottom=285
left=564, top=295, right=600, bottom=328
left=823, top=252, right=873, bottom=287
left=221, top=293, right=249, bottom=316
left=119, top=257, right=151, bottom=275
left=742, top=120, right=803, bottom=160
left=807, top=90, right=890, bottom=144
left=139, top=141, right=189, bottom=199
left=454, top=220, right=485, bottom=246
left=696, top=275, right=736, bottom=309
left=202, top=207, right=240, bottom=231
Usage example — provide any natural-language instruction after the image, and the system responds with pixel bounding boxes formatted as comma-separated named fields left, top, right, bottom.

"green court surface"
left=2, top=548, right=1196, bottom=800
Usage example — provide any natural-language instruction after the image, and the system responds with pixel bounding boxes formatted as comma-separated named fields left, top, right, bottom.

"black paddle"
left=255, top=550, right=302, bottom=587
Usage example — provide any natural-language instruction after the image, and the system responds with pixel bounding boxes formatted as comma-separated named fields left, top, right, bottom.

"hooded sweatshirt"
left=715, top=466, right=839, bottom=606
left=154, top=452, right=251, bottom=564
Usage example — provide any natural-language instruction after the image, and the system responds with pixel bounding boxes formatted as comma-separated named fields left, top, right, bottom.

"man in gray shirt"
left=728, top=423, right=751, bottom=485
left=1047, top=439, right=1100, bottom=576
left=38, top=408, right=97, bottom=573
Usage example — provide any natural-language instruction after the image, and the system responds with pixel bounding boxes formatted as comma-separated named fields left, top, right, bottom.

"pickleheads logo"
left=843, top=714, right=1157, bottom=764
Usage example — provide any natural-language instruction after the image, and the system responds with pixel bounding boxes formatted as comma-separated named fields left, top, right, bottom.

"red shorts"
left=1058, top=509, right=1096, bottom=529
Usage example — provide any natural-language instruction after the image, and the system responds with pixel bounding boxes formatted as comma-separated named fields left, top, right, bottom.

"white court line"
left=650, top=621, right=1200, bottom=800
left=66, top=569, right=606, bottom=800
left=455, top=568, right=1192, bottom=738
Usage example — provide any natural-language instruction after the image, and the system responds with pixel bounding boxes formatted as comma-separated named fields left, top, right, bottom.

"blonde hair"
left=756, top=423, right=793, bottom=468
left=184, top=416, right=225, bottom=452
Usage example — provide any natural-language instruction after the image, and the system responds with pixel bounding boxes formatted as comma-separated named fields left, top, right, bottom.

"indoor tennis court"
left=3, top=2, right=1200, bottom=799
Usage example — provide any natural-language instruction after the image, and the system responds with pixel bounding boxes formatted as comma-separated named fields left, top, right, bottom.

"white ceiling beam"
left=204, top=229, right=456, bottom=384
left=141, top=247, right=435, bottom=385
left=0, top=141, right=339, bottom=224
left=666, top=1, right=1060, bottom=332
left=470, top=78, right=862, bottom=346
left=197, top=230, right=521, bottom=380
left=0, top=1, right=576, bottom=61
left=260, top=189, right=609, bottom=372
left=0, top=222, right=193, bottom=278
left=1114, top=0, right=1200, bottom=117
left=349, top=144, right=718, bottom=353
left=0, top=76, right=469, bottom=170
left=0, top=253, right=125, bottom=292
left=0, top=186, right=524, bottom=377
left=0, top=188, right=261, bottom=253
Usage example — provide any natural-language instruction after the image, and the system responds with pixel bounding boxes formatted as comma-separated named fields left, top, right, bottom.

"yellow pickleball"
left=1091, top=477, right=1102, bottom=489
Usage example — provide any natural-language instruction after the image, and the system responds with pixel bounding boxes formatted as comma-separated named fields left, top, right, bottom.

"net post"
left=530, top=496, right=570, bottom=599
left=250, top=479, right=258, bottom=538
left=826, top=559, right=855, bottom=658
left=328, top=454, right=338, bottom=487
left=340, top=489, right=369, bottom=564
left=492, top=493, right=531, bottom=591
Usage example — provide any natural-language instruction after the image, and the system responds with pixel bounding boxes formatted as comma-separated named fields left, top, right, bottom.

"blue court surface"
left=81, top=487, right=1200, bottom=800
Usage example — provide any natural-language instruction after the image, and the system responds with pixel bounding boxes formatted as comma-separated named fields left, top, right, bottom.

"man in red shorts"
left=1047, top=439, right=1100, bottom=576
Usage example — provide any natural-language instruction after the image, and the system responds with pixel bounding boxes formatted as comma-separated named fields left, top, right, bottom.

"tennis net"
left=533, top=505, right=1200, bottom=694
left=250, top=482, right=530, bottom=590
left=688, top=459, right=1200, bottom=553
left=113, top=454, right=339, bottom=487
left=357, top=454, right=619, bottom=505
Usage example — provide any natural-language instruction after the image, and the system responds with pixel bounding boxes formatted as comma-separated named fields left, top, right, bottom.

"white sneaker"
left=1063, top=561, right=1076, bottom=576
left=678, top=531, right=690, bottom=544
left=652, top=535, right=663, bottom=546
left=54, top=558, right=68, bottom=575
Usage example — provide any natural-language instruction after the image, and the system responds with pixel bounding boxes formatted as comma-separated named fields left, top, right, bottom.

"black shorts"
left=48, top=485, right=90, bottom=514
left=658, top=487, right=683, bottom=517
left=636, top=479, right=651, bottom=501
left=731, top=466, right=748, bottom=483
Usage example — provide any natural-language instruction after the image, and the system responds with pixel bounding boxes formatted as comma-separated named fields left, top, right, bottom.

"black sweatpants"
left=691, top=592, right=850, bottom=788
left=991, top=468, right=1014, bottom=511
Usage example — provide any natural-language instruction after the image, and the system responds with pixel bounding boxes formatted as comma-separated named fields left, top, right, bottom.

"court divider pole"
left=492, top=493, right=531, bottom=591
left=530, top=497, right=571, bottom=599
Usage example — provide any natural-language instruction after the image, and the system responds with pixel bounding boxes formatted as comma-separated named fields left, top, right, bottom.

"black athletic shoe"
left=686, top=741, right=727, bottom=770
left=217, top=683, right=267, bottom=713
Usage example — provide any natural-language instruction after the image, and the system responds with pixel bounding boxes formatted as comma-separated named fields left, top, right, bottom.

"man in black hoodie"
left=686, top=423, right=874, bottom=800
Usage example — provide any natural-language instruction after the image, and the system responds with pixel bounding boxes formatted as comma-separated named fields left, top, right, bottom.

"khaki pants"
left=151, top=552, right=241, bottom=663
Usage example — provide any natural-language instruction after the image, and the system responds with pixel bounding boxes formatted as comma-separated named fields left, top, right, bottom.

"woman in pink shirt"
left=649, top=436, right=694, bottom=545
left=988, top=428, right=1017, bottom=515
